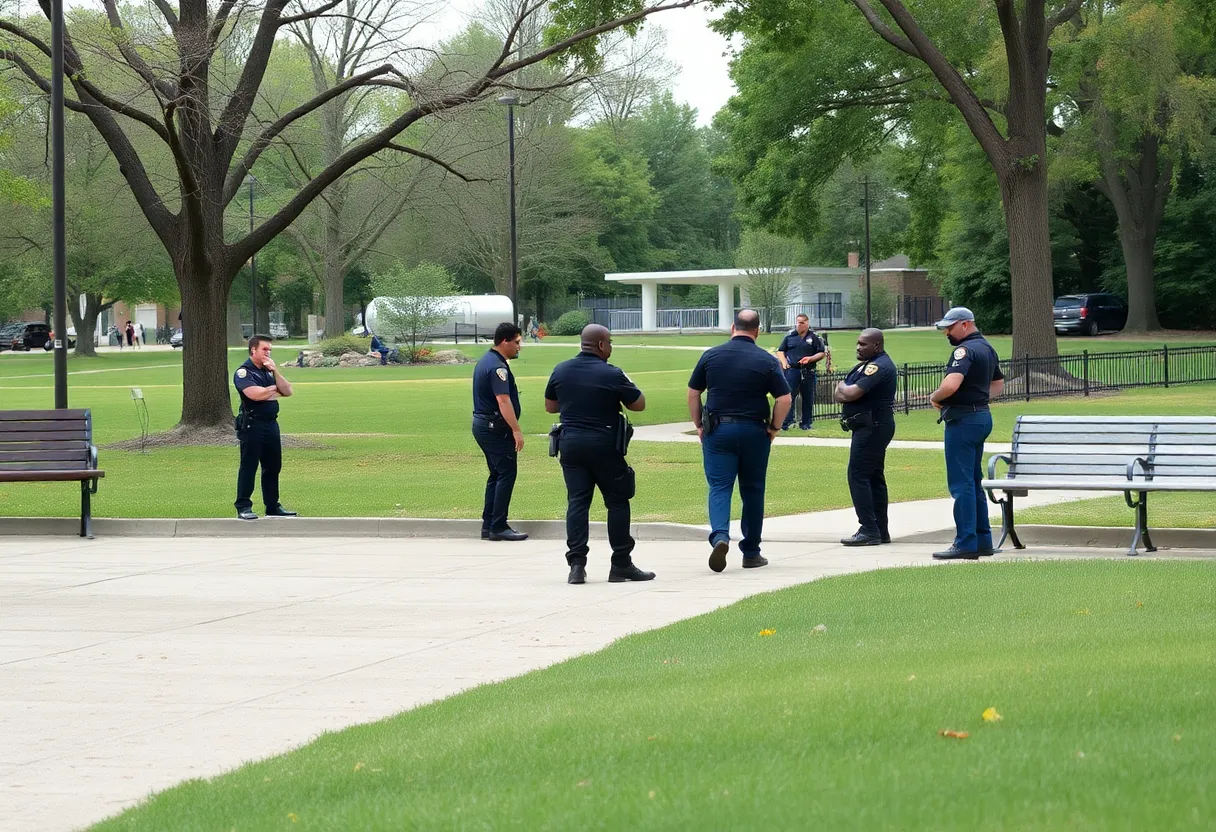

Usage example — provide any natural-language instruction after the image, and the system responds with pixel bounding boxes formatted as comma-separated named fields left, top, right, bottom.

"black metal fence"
left=806, top=345, right=1216, bottom=423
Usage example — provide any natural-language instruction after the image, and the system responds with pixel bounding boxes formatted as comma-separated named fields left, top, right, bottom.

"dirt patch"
left=105, top=425, right=327, bottom=451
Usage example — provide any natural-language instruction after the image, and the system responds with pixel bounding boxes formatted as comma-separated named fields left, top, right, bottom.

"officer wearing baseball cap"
left=928, top=307, right=1004, bottom=560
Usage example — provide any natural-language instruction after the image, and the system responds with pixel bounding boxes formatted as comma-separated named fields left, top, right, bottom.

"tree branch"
left=151, top=0, right=180, bottom=31
left=384, top=143, right=485, bottom=182
left=100, top=0, right=177, bottom=100
left=850, top=0, right=921, bottom=59
left=213, top=0, right=292, bottom=162
left=1047, top=0, right=1086, bottom=34
left=280, top=0, right=347, bottom=27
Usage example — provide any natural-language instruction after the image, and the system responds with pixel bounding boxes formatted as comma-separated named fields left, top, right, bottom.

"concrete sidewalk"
left=0, top=535, right=1188, bottom=831
left=633, top=420, right=1014, bottom=453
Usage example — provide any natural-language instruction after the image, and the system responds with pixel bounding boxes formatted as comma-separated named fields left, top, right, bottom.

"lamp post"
left=496, top=95, right=520, bottom=324
left=51, top=0, right=67, bottom=407
left=245, top=174, right=258, bottom=336
left=862, top=177, right=872, bottom=329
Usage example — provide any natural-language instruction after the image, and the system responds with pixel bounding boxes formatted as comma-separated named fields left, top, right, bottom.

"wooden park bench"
left=0, top=409, right=105, bottom=538
left=983, top=416, right=1216, bottom=555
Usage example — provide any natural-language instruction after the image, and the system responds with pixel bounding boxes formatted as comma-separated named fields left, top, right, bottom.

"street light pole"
left=862, top=177, right=872, bottom=329
left=51, top=0, right=67, bottom=407
left=497, top=95, right=520, bottom=325
left=245, top=174, right=257, bottom=336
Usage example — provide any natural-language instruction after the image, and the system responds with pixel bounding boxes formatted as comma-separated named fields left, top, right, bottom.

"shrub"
left=318, top=355, right=341, bottom=368
left=552, top=309, right=592, bottom=336
left=537, top=324, right=549, bottom=338
left=403, top=346, right=433, bottom=363
left=316, top=335, right=371, bottom=356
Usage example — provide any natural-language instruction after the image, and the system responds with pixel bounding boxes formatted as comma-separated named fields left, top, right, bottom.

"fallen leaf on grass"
left=1075, top=608, right=1091, bottom=615
left=982, top=707, right=1002, bottom=722
left=648, top=790, right=656, bottom=799
left=1136, top=600, right=1144, bottom=608
left=907, top=675, right=916, bottom=681
left=1173, top=734, right=1182, bottom=742
left=354, top=762, right=364, bottom=771
left=938, top=730, right=969, bottom=739
left=811, top=623, right=827, bottom=634
left=287, top=813, right=299, bottom=823
left=758, top=629, right=776, bottom=636
left=576, top=779, right=590, bottom=787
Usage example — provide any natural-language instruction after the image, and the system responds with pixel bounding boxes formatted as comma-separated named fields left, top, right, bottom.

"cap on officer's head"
left=934, top=307, right=975, bottom=329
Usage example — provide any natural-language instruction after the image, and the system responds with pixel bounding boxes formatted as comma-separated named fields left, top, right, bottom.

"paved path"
left=633, top=420, right=1014, bottom=453
left=1, top=534, right=1175, bottom=830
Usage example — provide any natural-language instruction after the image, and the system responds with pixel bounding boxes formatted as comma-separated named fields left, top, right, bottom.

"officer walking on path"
left=544, top=324, right=654, bottom=585
left=472, top=323, right=528, bottom=542
left=775, top=313, right=826, bottom=430
left=687, top=310, right=792, bottom=573
left=928, top=307, right=1005, bottom=560
left=834, top=328, right=897, bottom=546
left=234, top=335, right=296, bottom=521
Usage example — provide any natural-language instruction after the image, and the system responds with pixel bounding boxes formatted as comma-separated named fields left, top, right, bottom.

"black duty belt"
left=472, top=414, right=505, bottom=427
left=942, top=404, right=989, bottom=413
left=249, top=413, right=278, bottom=421
left=717, top=416, right=766, bottom=425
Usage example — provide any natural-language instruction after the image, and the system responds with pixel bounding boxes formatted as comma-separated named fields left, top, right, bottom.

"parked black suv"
left=1053, top=293, right=1127, bottom=336
left=6, top=321, right=51, bottom=351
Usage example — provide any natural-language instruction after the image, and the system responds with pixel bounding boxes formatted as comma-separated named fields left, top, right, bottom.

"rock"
left=430, top=349, right=472, bottom=365
left=338, top=352, right=378, bottom=367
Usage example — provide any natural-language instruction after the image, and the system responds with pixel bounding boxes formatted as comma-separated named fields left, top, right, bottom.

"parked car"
left=7, top=321, right=51, bottom=351
left=1053, top=293, right=1128, bottom=336
left=0, top=322, right=22, bottom=350
left=170, top=328, right=183, bottom=349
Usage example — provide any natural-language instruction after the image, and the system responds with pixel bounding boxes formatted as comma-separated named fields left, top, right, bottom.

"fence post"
left=1082, top=350, right=1089, bottom=397
left=1024, top=353, right=1031, bottom=402
left=453, top=323, right=459, bottom=344
left=1163, top=343, right=1170, bottom=388
left=902, top=364, right=910, bottom=414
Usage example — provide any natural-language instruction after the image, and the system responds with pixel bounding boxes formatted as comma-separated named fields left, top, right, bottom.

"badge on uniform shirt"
left=236, top=368, right=247, bottom=379
left=953, top=347, right=967, bottom=360
left=805, top=337, right=815, bottom=344
left=496, top=367, right=508, bottom=382
left=864, top=364, right=878, bottom=376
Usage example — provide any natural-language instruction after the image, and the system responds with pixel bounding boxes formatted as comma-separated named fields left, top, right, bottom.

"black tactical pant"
left=847, top=419, right=895, bottom=538
left=473, top=421, right=518, bottom=534
left=559, top=432, right=635, bottom=567
left=235, top=418, right=282, bottom=513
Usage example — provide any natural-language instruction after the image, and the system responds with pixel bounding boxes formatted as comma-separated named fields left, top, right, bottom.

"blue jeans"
left=943, top=410, right=993, bottom=551
left=782, top=368, right=815, bottom=428
left=702, top=421, right=771, bottom=558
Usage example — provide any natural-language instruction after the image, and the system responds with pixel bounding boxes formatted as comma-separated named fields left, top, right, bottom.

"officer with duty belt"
left=233, top=335, right=297, bottom=520
left=834, top=328, right=897, bottom=546
left=544, top=324, right=654, bottom=585
left=472, top=323, right=528, bottom=542
left=928, top=307, right=1005, bottom=560
left=776, top=313, right=826, bottom=430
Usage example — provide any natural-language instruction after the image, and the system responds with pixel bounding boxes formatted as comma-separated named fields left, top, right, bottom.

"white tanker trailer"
left=362, top=294, right=516, bottom=340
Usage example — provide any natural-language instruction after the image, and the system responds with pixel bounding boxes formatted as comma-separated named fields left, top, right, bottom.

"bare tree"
left=577, top=26, right=675, bottom=134
left=0, top=0, right=697, bottom=431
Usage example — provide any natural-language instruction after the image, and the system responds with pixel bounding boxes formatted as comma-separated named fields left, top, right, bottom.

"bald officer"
left=929, top=307, right=1004, bottom=560
left=545, top=324, right=653, bottom=585
left=472, top=322, right=527, bottom=542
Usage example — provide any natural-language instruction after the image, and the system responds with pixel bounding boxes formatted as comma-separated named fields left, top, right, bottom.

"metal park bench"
left=982, top=416, right=1216, bottom=555
left=0, top=409, right=105, bottom=538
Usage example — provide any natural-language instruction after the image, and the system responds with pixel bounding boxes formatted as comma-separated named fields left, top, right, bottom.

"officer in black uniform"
left=928, top=307, right=1005, bottom=560
left=472, top=322, right=527, bottom=542
left=233, top=335, right=297, bottom=520
left=688, top=310, right=792, bottom=573
left=776, top=313, right=826, bottom=430
left=834, top=328, right=898, bottom=545
left=545, top=324, right=654, bottom=585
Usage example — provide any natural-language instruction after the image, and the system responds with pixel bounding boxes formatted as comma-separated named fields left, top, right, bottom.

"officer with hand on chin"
left=472, top=323, right=528, bottom=542
left=234, top=335, right=296, bottom=520
left=834, top=328, right=897, bottom=546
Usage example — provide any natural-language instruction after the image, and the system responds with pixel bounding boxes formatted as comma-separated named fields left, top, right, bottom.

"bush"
left=402, top=346, right=433, bottom=363
left=316, top=335, right=371, bottom=356
left=552, top=309, right=592, bottom=336
left=318, top=355, right=341, bottom=368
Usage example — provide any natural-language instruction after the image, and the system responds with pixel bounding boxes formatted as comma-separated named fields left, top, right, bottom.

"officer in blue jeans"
left=776, top=313, right=825, bottom=430
left=687, top=310, right=792, bottom=573
left=928, top=307, right=1005, bottom=560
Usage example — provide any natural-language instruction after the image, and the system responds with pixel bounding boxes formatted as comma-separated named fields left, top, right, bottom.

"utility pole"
left=497, top=96, right=520, bottom=324
left=51, top=0, right=67, bottom=407
left=862, top=177, right=872, bottom=329
left=246, top=174, right=258, bottom=336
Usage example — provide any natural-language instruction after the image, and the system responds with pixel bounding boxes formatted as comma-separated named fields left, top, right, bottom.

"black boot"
left=608, top=563, right=655, bottom=582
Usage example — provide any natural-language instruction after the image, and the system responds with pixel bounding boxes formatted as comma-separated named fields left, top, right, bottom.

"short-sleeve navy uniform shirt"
left=473, top=348, right=521, bottom=419
left=842, top=351, right=898, bottom=419
left=777, top=329, right=825, bottom=365
left=545, top=352, right=641, bottom=438
left=688, top=336, right=790, bottom=421
left=233, top=358, right=278, bottom=418
left=942, top=332, right=1004, bottom=406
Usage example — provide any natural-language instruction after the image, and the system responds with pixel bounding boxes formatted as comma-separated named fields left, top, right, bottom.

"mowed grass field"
left=91, top=560, right=1216, bottom=831
left=1, top=331, right=1213, bottom=525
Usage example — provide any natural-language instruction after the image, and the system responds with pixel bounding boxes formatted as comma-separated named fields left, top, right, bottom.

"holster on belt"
left=548, top=423, right=562, bottom=457
left=703, top=408, right=719, bottom=436
left=615, top=413, right=634, bottom=456
left=840, top=411, right=875, bottom=432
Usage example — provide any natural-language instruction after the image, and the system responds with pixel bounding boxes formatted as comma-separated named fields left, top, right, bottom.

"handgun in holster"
left=615, top=413, right=634, bottom=456
left=548, top=423, right=562, bottom=457
left=703, top=408, right=719, bottom=436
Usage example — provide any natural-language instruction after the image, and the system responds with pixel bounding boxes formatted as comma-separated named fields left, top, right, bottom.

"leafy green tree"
left=370, top=262, right=457, bottom=348
left=737, top=229, right=803, bottom=333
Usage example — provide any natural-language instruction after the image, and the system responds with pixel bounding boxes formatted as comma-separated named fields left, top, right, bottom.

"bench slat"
left=0, top=430, right=89, bottom=442
left=1013, top=432, right=1157, bottom=444
left=0, top=439, right=88, bottom=452
left=0, top=460, right=93, bottom=471
left=0, top=420, right=86, bottom=433
left=984, top=478, right=1216, bottom=492
left=0, top=409, right=90, bottom=421
left=1015, top=416, right=1216, bottom=424
left=0, top=469, right=105, bottom=482
left=1012, top=464, right=1138, bottom=476
left=0, top=450, right=88, bottom=462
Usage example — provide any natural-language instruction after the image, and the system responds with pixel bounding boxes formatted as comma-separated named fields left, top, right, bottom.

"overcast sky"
left=424, top=2, right=737, bottom=126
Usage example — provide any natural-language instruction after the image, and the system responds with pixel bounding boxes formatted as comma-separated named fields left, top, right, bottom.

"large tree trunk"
left=1120, top=230, right=1161, bottom=332
left=179, top=258, right=240, bottom=429
left=999, top=165, right=1059, bottom=361
left=69, top=292, right=103, bottom=357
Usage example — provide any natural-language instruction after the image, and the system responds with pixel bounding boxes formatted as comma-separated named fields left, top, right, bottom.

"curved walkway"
left=632, top=421, right=1013, bottom=453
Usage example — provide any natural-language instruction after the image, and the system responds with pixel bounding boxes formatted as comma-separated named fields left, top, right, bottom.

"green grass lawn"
left=91, top=560, right=1216, bottom=831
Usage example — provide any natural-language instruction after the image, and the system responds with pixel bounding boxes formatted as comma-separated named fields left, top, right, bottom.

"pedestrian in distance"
left=775, top=313, right=826, bottom=430
left=928, top=307, right=1004, bottom=560
left=472, top=322, right=528, bottom=542
left=233, top=335, right=297, bottom=520
left=545, top=324, right=653, bottom=585
left=123, top=321, right=133, bottom=349
left=834, top=328, right=898, bottom=546
left=687, top=310, right=792, bottom=573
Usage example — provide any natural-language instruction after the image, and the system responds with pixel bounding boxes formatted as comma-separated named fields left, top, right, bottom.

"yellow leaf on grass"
left=354, top=762, right=364, bottom=771
left=758, top=629, right=776, bottom=636
left=982, top=707, right=1002, bottom=722
left=287, top=813, right=299, bottom=823
left=938, top=729, right=969, bottom=739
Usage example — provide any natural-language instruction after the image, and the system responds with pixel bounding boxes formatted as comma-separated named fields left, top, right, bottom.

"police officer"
left=234, top=335, right=296, bottom=520
left=834, top=328, right=897, bottom=546
left=928, top=307, right=1005, bottom=560
left=688, top=310, right=792, bottom=573
left=472, top=323, right=528, bottom=542
left=776, top=313, right=826, bottom=430
left=544, top=324, right=654, bottom=585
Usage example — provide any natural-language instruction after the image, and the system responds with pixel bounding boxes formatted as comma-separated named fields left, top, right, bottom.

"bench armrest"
left=89, top=445, right=100, bottom=494
left=1127, top=456, right=1153, bottom=481
left=987, top=453, right=1012, bottom=480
